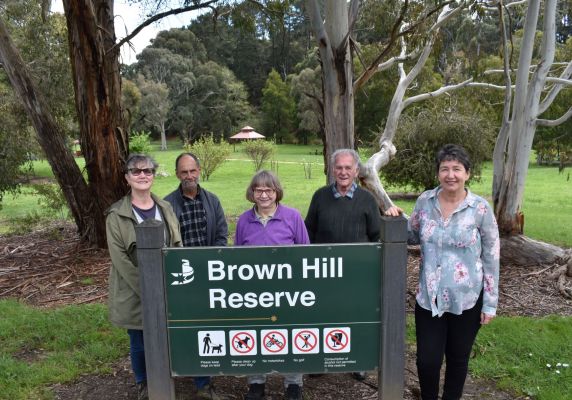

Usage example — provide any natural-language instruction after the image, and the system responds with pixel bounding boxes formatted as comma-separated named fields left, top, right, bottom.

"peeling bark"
left=62, top=0, right=129, bottom=247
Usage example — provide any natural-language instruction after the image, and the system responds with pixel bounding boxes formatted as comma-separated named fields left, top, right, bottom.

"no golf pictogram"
left=323, top=327, right=351, bottom=353
left=293, top=328, right=319, bottom=354
left=229, top=330, right=257, bottom=356
left=261, top=329, right=288, bottom=355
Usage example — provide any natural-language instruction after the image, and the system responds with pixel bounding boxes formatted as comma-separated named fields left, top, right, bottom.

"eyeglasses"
left=254, top=188, right=275, bottom=196
left=128, top=168, right=155, bottom=176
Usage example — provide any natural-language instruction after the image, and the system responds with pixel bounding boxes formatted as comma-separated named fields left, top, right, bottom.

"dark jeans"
left=127, top=329, right=210, bottom=388
left=128, top=329, right=147, bottom=384
left=415, top=293, right=483, bottom=400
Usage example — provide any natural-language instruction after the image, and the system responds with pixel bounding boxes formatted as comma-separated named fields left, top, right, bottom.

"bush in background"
left=185, top=134, right=231, bottom=181
left=244, top=140, right=275, bottom=171
left=381, top=109, right=495, bottom=191
left=6, top=183, right=70, bottom=236
left=129, top=130, right=152, bottom=154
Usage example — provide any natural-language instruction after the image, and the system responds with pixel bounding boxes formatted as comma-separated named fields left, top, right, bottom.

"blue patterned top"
left=409, top=187, right=500, bottom=317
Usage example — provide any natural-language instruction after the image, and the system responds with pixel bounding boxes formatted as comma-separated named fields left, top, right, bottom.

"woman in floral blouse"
left=386, top=144, right=500, bottom=400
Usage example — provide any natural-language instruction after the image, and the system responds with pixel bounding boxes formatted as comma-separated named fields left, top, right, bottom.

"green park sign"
left=135, top=216, right=407, bottom=399
left=163, top=244, right=382, bottom=376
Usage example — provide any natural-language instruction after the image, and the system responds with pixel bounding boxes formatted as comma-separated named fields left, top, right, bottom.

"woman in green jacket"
left=105, top=154, right=181, bottom=400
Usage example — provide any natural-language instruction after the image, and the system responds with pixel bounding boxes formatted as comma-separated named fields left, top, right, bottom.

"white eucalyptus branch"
left=403, top=79, right=473, bottom=108
left=376, top=49, right=422, bottom=73
left=483, top=0, right=529, bottom=10
left=545, top=77, right=572, bottom=86
left=536, top=107, right=572, bottom=127
left=539, top=61, right=572, bottom=114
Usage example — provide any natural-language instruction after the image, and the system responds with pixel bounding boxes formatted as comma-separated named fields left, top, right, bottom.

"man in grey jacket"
left=165, top=152, right=228, bottom=399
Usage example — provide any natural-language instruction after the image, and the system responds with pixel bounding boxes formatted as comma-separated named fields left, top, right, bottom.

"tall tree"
left=0, top=14, right=98, bottom=241
left=489, top=0, right=572, bottom=269
left=261, top=69, right=296, bottom=143
left=0, top=0, right=218, bottom=246
left=0, top=1, right=72, bottom=207
left=137, top=76, right=171, bottom=150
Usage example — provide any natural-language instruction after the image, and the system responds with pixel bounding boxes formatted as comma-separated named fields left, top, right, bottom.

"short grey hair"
left=330, top=148, right=360, bottom=169
left=245, top=170, right=284, bottom=203
left=125, top=153, right=158, bottom=173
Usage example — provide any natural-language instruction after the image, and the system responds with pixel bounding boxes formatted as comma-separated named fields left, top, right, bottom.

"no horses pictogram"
left=324, top=327, right=351, bottom=353
left=230, top=330, right=257, bottom=356
left=293, top=329, right=319, bottom=354
left=261, top=329, right=288, bottom=355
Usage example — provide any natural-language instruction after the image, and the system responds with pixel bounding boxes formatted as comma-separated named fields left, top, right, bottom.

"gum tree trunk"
left=306, top=0, right=356, bottom=182
left=61, top=0, right=130, bottom=246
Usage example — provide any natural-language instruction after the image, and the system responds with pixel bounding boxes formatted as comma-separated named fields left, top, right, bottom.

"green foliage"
left=30, top=183, right=69, bottom=218
left=129, top=131, right=152, bottom=154
left=185, top=135, right=231, bottom=181
left=121, top=78, right=142, bottom=130
left=243, top=140, right=276, bottom=171
left=289, top=66, right=321, bottom=144
left=0, top=92, right=33, bottom=209
left=131, top=30, right=254, bottom=141
left=381, top=105, right=496, bottom=191
left=5, top=211, right=56, bottom=236
left=0, top=0, right=73, bottom=210
left=1, top=1, right=76, bottom=138
left=0, top=299, right=126, bottom=400
left=4, top=183, right=69, bottom=236
left=261, top=69, right=296, bottom=144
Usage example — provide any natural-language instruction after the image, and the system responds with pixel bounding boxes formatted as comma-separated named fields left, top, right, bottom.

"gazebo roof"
left=230, top=126, right=265, bottom=140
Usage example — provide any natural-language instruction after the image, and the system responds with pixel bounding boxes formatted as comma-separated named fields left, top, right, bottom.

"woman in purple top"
left=235, top=170, right=308, bottom=400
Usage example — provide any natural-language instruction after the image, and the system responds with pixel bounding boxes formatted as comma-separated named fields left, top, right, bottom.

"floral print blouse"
left=409, top=187, right=500, bottom=317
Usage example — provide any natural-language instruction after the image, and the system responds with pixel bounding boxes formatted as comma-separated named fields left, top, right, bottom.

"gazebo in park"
left=229, top=126, right=265, bottom=150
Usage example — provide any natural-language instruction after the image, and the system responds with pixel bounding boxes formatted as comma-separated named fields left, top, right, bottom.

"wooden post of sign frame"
left=378, top=215, right=408, bottom=400
left=135, top=219, right=175, bottom=400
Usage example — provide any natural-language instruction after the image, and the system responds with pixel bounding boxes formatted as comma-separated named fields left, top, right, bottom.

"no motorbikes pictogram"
left=261, top=329, right=288, bottom=355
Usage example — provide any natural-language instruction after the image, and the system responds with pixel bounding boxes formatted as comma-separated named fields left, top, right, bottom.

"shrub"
left=31, top=182, right=69, bottom=218
left=129, top=130, right=152, bottom=154
left=380, top=109, right=495, bottom=191
left=185, top=134, right=231, bottom=181
left=243, top=140, right=276, bottom=171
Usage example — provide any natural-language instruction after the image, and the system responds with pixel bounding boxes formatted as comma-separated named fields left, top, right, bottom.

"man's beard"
left=182, top=179, right=198, bottom=192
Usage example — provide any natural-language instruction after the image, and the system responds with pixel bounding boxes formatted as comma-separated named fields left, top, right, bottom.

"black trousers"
left=415, top=293, right=483, bottom=400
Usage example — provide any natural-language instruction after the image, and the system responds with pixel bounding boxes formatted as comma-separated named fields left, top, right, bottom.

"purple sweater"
left=234, top=204, right=310, bottom=246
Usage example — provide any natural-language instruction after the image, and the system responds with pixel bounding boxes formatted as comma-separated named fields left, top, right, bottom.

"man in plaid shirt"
left=165, top=152, right=228, bottom=399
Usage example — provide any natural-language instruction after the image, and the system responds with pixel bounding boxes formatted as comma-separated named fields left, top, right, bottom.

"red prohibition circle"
left=231, top=331, right=255, bottom=354
left=294, top=330, right=317, bottom=352
left=263, top=331, right=286, bottom=353
left=325, top=329, right=348, bottom=351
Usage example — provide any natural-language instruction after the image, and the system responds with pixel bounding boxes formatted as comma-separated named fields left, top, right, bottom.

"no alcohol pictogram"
left=261, top=329, right=288, bottom=355
left=229, top=330, right=257, bottom=356
left=293, top=328, right=319, bottom=354
left=323, top=327, right=351, bottom=353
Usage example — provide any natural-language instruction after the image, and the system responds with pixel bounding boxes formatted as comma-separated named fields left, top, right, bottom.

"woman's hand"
left=481, top=313, right=495, bottom=325
left=384, top=206, right=404, bottom=217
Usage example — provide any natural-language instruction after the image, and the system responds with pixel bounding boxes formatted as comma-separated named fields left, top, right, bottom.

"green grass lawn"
left=0, top=300, right=126, bottom=400
left=2, top=142, right=571, bottom=246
